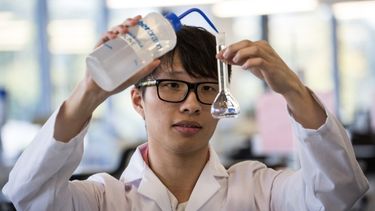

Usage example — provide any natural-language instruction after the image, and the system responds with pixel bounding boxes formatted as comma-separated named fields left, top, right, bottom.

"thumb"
left=248, top=67, right=265, bottom=80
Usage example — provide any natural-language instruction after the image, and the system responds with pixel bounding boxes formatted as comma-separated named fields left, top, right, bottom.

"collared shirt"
left=2, top=106, right=369, bottom=211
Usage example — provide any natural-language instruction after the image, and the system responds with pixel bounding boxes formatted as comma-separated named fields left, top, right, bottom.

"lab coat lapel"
left=186, top=146, right=228, bottom=211
left=138, top=168, right=172, bottom=211
left=120, top=144, right=172, bottom=211
left=120, top=144, right=228, bottom=211
left=120, top=144, right=147, bottom=182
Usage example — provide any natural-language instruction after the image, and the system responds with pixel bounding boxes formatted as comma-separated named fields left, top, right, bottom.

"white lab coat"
left=2, top=105, right=369, bottom=211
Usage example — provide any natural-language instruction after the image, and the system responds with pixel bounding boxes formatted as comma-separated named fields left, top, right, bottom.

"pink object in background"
left=256, top=91, right=295, bottom=155
left=255, top=90, right=335, bottom=155
left=315, top=91, right=336, bottom=116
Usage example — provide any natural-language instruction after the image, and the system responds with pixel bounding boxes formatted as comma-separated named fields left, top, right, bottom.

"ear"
left=131, top=87, right=145, bottom=119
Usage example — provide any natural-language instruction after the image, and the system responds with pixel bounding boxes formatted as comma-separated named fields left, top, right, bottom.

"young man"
left=2, top=16, right=369, bottom=211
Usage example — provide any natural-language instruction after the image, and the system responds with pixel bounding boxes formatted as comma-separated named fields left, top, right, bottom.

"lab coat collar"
left=119, top=144, right=148, bottom=183
left=119, top=144, right=172, bottom=211
left=185, top=147, right=228, bottom=211
left=120, top=143, right=228, bottom=211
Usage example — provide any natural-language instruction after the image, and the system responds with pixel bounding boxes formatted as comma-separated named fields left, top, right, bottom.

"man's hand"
left=54, top=16, right=160, bottom=142
left=217, top=40, right=326, bottom=129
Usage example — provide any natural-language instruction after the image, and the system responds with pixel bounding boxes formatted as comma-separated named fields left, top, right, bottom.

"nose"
left=179, top=91, right=201, bottom=115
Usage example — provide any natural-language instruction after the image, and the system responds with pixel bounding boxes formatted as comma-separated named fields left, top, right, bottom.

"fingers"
left=241, top=57, right=265, bottom=70
left=122, top=15, right=141, bottom=27
left=216, top=40, right=253, bottom=63
left=95, top=15, right=142, bottom=48
left=111, top=15, right=141, bottom=34
left=216, top=39, right=300, bottom=95
left=248, top=66, right=265, bottom=80
left=217, top=40, right=271, bottom=66
left=216, top=39, right=283, bottom=81
left=95, top=31, right=116, bottom=48
left=223, top=40, right=254, bottom=62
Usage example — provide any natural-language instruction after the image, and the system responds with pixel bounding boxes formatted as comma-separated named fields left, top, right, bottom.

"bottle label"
left=137, top=20, right=162, bottom=50
left=122, top=32, right=143, bottom=52
left=119, top=19, right=164, bottom=58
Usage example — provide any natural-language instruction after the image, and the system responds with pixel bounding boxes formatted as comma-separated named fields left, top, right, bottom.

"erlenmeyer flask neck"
left=216, top=32, right=229, bottom=92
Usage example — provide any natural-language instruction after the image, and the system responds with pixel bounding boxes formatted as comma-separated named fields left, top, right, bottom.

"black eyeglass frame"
left=136, top=79, right=219, bottom=105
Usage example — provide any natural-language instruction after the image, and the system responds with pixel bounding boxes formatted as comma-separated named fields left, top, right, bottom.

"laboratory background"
left=1, top=0, right=375, bottom=210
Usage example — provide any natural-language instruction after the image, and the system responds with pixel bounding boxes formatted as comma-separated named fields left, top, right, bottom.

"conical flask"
left=211, top=32, right=240, bottom=118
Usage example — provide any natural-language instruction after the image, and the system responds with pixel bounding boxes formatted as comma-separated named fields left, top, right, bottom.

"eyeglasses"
left=136, top=79, right=219, bottom=105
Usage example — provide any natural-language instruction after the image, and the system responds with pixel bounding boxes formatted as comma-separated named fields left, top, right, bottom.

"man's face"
left=132, top=55, right=219, bottom=155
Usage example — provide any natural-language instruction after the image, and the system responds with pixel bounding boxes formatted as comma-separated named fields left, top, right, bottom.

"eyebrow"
left=157, top=70, right=186, bottom=77
left=168, top=69, right=185, bottom=74
left=156, top=68, right=218, bottom=82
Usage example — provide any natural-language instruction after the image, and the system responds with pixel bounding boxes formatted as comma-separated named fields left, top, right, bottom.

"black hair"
left=136, top=25, right=231, bottom=86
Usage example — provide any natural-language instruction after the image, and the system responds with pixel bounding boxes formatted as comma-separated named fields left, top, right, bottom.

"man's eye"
left=167, top=82, right=180, bottom=88
left=161, top=82, right=181, bottom=89
left=201, top=85, right=218, bottom=92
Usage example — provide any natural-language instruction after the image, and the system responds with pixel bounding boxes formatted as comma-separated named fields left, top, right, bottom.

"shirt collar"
left=119, top=143, right=228, bottom=211
left=119, top=143, right=228, bottom=183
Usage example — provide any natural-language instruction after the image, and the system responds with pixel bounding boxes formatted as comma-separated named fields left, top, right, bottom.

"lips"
left=172, top=121, right=202, bottom=136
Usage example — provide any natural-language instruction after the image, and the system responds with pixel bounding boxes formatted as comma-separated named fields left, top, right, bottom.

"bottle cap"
left=164, top=12, right=182, bottom=32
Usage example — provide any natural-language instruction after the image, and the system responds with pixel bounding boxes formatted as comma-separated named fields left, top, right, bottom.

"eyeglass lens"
left=157, top=80, right=219, bottom=104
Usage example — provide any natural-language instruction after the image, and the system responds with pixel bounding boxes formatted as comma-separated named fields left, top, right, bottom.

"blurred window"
left=48, top=0, right=99, bottom=109
left=269, top=10, right=333, bottom=93
left=0, top=0, right=39, bottom=120
left=337, top=18, right=375, bottom=124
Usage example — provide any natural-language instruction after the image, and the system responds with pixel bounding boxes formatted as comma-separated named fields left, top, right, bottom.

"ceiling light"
left=212, top=0, right=318, bottom=17
left=333, top=0, right=375, bottom=20
left=107, top=0, right=220, bottom=9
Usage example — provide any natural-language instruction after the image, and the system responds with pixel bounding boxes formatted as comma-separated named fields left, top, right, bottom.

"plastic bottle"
left=86, top=12, right=181, bottom=91
left=86, top=8, right=218, bottom=92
